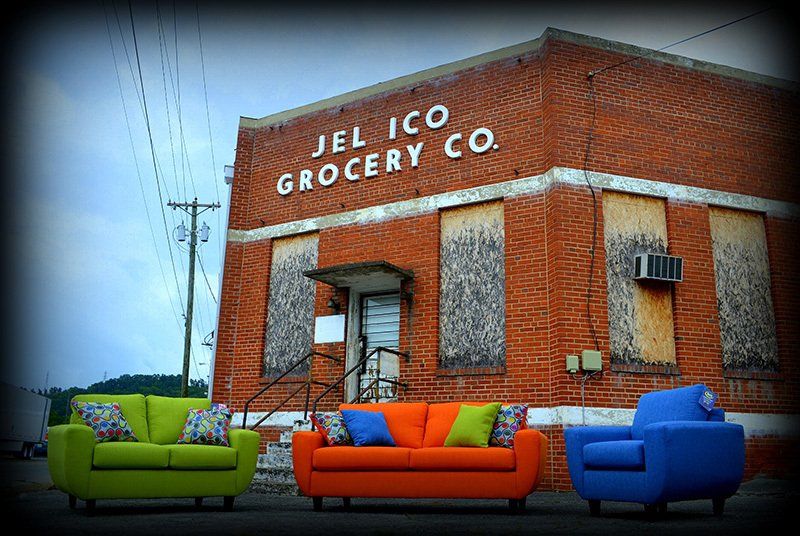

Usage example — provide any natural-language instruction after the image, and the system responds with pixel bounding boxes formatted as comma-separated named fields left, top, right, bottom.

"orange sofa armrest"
left=513, top=428, right=548, bottom=498
left=292, top=431, right=325, bottom=495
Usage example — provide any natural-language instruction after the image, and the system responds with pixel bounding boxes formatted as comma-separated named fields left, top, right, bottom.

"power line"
left=582, top=75, right=600, bottom=352
left=156, top=0, right=182, bottom=204
left=195, top=0, right=225, bottom=261
left=588, top=7, right=774, bottom=79
left=102, top=0, right=184, bottom=337
left=581, top=7, right=774, bottom=353
left=127, top=0, right=186, bottom=318
left=197, top=248, right=218, bottom=304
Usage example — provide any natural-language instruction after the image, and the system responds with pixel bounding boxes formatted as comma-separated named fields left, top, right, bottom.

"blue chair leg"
left=713, top=497, right=726, bottom=516
left=644, top=503, right=667, bottom=519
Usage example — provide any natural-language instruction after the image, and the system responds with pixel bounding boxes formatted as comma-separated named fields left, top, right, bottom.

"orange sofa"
left=292, top=402, right=548, bottom=511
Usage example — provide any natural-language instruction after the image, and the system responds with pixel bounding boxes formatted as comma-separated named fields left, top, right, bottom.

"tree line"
left=39, top=374, right=208, bottom=427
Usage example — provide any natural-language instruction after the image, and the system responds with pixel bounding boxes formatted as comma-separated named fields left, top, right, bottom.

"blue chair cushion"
left=583, top=440, right=645, bottom=470
left=631, top=384, right=711, bottom=440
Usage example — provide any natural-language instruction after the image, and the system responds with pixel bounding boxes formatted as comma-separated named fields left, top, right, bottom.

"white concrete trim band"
left=232, top=408, right=800, bottom=439
left=228, top=166, right=800, bottom=243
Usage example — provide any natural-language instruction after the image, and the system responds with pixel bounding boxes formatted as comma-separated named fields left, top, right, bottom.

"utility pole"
left=169, top=198, right=221, bottom=397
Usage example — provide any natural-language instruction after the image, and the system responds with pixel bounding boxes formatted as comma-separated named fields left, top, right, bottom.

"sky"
left=2, top=1, right=796, bottom=391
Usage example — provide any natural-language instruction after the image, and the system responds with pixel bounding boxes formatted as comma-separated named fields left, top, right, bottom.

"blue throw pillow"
left=340, top=410, right=396, bottom=447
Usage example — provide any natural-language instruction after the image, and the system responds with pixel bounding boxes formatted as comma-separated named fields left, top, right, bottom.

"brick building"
left=211, top=28, right=800, bottom=490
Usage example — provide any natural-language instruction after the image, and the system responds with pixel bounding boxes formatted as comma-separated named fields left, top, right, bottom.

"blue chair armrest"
left=564, top=426, right=631, bottom=497
left=644, top=421, right=745, bottom=504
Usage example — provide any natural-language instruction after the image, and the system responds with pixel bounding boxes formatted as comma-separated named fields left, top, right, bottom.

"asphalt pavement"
left=2, top=456, right=793, bottom=535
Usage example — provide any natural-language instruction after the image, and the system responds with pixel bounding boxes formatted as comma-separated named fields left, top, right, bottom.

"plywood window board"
left=263, top=233, right=319, bottom=376
left=603, top=192, right=677, bottom=366
left=709, top=207, right=778, bottom=372
left=439, top=201, right=506, bottom=370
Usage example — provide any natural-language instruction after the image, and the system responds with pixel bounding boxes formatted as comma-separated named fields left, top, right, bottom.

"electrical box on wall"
left=582, top=350, right=602, bottom=371
left=634, top=253, right=683, bottom=282
left=566, top=355, right=579, bottom=374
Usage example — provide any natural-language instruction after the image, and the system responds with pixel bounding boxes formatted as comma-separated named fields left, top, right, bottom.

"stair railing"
left=311, top=346, right=411, bottom=414
left=242, top=351, right=342, bottom=430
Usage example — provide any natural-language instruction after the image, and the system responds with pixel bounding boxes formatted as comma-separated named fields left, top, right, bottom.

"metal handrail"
left=311, top=346, right=411, bottom=414
left=241, top=350, right=342, bottom=430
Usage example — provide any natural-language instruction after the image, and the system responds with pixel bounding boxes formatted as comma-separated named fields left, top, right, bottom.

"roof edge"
left=240, top=27, right=797, bottom=130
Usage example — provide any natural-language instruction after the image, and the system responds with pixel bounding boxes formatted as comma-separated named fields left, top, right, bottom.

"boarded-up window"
left=709, top=208, right=778, bottom=372
left=603, top=192, right=676, bottom=366
left=263, top=233, right=319, bottom=376
left=439, top=201, right=506, bottom=369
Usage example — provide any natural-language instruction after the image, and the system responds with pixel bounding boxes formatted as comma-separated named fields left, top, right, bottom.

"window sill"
left=258, top=374, right=308, bottom=385
left=610, top=362, right=681, bottom=376
left=436, top=366, right=507, bottom=377
left=722, top=369, right=782, bottom=381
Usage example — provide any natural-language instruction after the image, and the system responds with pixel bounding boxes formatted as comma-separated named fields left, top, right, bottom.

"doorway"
left=345, top=291, right=401, bottom=402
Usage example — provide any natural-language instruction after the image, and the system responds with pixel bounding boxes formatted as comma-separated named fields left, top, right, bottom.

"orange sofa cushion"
left=423, top=402, right=489, bottom=448
left=339, top=403, right=428, bottom=449
left=409, top=447, right=516, bottom=471
left=313, top=447, right=411, bottom=471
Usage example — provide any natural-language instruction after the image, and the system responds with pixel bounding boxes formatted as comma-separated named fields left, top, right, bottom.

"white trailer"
left=0, top=382, right=51, bottom=459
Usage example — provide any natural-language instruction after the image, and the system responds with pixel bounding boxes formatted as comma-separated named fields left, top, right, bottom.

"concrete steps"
left=250, top=420, right=310, bottom=496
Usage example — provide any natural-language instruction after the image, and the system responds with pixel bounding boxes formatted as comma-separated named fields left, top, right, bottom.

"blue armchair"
left=564, top=384, right=744, bottom=517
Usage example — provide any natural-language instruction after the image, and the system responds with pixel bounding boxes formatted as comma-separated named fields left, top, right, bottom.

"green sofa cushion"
left=165, top=444, right=237, bottom=470
left=93, top=442, right=169, bottom=469
left=146, top=395, right=211, bottom=445
left=444, top=402, right=502, bottom=448
left=70, top=394, right=150, bottom=443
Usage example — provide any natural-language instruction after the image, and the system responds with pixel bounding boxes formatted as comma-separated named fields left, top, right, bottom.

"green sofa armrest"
left=47, top=424, right=96, bottom=499
left=229, top=427, right=261, bottom=495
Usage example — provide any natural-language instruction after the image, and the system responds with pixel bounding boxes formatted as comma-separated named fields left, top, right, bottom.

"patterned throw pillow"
left=177, top=407, right=232, bottom=446
left=72, top=401, right=138, bottom=443
left=310, top=412, right=352, bottom=446
left=489, top=404, right=528, bottom=448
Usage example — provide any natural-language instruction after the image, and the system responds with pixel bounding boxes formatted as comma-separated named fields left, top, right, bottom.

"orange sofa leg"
left=312, top=497, right=323, bottom=511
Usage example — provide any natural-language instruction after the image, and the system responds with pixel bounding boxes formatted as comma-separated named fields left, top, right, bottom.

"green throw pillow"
left=444, top=402, right=502, bottom=447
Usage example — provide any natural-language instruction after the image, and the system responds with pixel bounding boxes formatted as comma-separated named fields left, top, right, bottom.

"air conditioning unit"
left=634, top=253, right=683, bottom=282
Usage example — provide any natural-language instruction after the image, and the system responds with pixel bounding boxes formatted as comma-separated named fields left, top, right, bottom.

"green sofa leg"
left=195, top=497, right=204, bottom=508
left=85, top=499, right=96, bottom=516
left=223, top=496, right=235, bottom=512
left=69, top=495, right=77, bottom=509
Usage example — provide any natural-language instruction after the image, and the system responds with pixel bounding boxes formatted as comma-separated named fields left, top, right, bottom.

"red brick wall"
left=215, top=33, right=800, bottom=490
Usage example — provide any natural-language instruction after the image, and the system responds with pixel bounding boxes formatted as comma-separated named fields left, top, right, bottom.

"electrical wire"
left=588, top=7, right=774, bottom=79
left=171, top=0, right=199, bottom=201
left=195, top=0, right=225, bottom=262
left=581, top=7, right=774, bottom=354
left=102, top=0, right=184, bottom=337
left=126, top=0, right=187, bottom=318
left=156, top=0, right=182, bottom=203
left=583, top=75, right=600, bottom=352
left=197, top=248, right=218, bottom=304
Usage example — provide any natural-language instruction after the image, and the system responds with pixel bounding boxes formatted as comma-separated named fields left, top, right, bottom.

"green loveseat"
left=47, top=394, right=259, bottom=512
